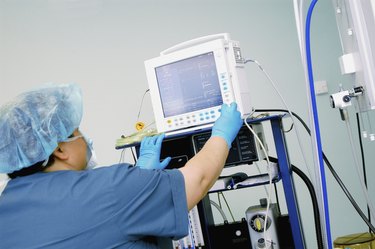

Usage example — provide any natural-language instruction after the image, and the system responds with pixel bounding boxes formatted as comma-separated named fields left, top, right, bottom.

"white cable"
left=137, top=89, right=150, bottom=122
left=245, top=59, right=316, bottom=188
left=344, top=111, right=375, bottom=220
left=244, top=117, right=273, bottom=248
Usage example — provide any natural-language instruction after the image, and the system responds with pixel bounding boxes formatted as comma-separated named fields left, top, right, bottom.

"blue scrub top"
left=0, top=164, right=189, bottom=249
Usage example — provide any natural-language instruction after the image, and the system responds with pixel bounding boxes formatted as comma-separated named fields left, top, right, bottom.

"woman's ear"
left=52, top=144, right=69, bottom=160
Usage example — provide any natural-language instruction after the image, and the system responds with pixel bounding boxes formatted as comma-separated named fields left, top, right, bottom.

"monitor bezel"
left=145, top=39, right=236, bottom=134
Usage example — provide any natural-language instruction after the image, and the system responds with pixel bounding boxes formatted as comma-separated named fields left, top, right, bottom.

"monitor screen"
left=145, top=35, right=252, bottom=134
left=155, top=52, right=223, bottom=118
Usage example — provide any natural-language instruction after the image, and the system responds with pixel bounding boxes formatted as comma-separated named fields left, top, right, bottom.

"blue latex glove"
left=135, top=133, right=171, bottom=170
left=211, top=102, right=243, bottom=148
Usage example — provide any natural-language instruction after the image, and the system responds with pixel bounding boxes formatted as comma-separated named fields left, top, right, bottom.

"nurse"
left=0, top=83, right=243, bottom=249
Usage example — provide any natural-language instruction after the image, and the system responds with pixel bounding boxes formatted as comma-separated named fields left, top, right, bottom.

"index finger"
left=155, top=133, right=165, bottom=147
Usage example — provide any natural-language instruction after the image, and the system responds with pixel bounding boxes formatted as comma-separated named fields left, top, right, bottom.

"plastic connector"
left=338, top=53, right=359, bottom=74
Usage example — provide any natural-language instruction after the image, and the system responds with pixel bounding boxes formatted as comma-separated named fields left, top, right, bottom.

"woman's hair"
left=8, top=155, right=55, bottom=179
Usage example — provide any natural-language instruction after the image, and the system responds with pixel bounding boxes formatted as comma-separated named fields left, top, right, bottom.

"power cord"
left=254, top=109, right=375, bottom=233
left=210, top=200, right=228, bottom=222
left=243, top=117, right=274, bottom=248
left=244, top=58, right=315, bottom=187
left=217, top=192, right=235, bottom=222
left=356, top=112, right=372, bottom=231
left=269, top=156, right=324, bottom=249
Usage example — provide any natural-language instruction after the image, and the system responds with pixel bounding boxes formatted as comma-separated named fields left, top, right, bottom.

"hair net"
left=0, top=83, right=83, bottom=173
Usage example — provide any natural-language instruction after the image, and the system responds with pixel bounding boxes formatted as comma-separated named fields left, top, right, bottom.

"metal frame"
left=269, top=115, right=306, bottom=248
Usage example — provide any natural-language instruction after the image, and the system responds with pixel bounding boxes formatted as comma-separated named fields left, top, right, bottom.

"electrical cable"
left=356, top=112, right=372, bottom=232
left=243, top=117, right=274, bottom=247
left=324, top=154, right=375, bottom=233
left=218, top=192, right=235, bottom=222
left=273, top=184, right=281, bottom=215
left=129, top=88, right=150, bottom=165
left=136, top=89, right=150, bottom=122
left=292, top=165, right=324, bottom=249
left=254, top=161, right=269, bottom=196
left=254, top=160, right=281, bottom=217
left=254, top=109, right=375, bottom=233
left=284, top=123, right=294, bottom=133
left=217, top=192, right=222, bottom=209
left=268, top=156, right=324, bottom=249
left=244, top=59, right=315, bottom=187
left=244, top=56, right=326, bottom=247
left=210, top=200, right=228, bottom=222
left=343, top=111, right=375, bottom=220
left=118, top=148, right=126, bottom=164
left=324, top=156, right=375, bottom=233
left=130, top=147, right=137, bottom=164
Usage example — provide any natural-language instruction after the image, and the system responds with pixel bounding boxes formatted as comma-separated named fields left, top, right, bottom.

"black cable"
left=269, top=156, right=323, bottom=249
left=292, top=164, right=324, bottom=249
left=356, top=112, right=371, bottom=232
left=323, top=152, right=375, bottom=233
left=274, top=183, right=281, bottom=214
left=254, top=109, right=375, bottom=233
left=130, top=147, right=137, bottom=164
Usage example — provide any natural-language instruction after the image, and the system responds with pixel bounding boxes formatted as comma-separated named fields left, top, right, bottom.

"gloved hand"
left=135, top=133, right=171, bottom=170
left=211, top=102, right=243, bottom=148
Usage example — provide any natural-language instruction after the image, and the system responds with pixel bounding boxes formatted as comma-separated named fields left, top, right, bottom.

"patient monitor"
left=144, top=33, right=252, bottom=135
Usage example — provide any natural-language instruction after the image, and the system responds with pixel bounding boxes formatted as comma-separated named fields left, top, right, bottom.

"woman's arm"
left=179, top=102, right=243, bottom=210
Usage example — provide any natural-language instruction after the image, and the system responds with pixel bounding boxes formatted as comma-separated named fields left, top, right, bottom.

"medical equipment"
left=333, top=0, right=375, bottom=112
left=146, top=124, right=260, bottom=170
left=127, top=33, right=305, bottom=248
left=329, top=86, right=364, bottom=109
left=332, top=0, right=375, bottom=138
left=209, top=219, right=251, bottom=249
left=144, top=33, right=252, bottom=135
left=331, top=0, right=375, bottom=236
left=245, top=198, right=281, bottom=249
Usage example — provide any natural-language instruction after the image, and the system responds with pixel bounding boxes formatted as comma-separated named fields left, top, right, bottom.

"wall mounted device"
left=329, top=86, right=364, bottom=109
left=333, top=0, right=375, bottom=112
left=144, top=33, right=252, bottom=135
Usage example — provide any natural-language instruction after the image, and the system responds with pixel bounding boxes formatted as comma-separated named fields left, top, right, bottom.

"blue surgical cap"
left=0, top=83, right=83, bottom=173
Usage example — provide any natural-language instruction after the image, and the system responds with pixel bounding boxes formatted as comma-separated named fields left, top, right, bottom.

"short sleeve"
left=103, top=164, right=189, bottom=240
